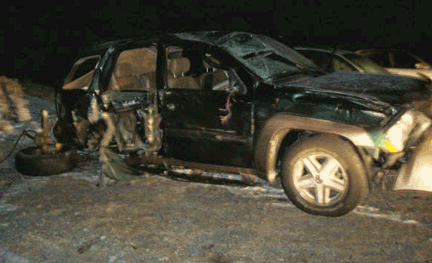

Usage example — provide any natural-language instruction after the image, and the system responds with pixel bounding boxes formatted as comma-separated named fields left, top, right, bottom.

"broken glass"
left=219, top=33, right=317, bottom=80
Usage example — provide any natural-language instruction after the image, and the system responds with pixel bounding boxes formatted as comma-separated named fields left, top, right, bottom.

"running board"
left=131, top=155, right=265, bottom=181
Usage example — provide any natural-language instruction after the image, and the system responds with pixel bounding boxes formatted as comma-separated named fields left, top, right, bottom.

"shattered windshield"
left=218, top=33, right=318, bottom=80
left=345, top=54, right=389, bottom=74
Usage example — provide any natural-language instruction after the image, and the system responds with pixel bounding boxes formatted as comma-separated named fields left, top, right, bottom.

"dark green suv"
left=51, top=32, right=432, bottom=216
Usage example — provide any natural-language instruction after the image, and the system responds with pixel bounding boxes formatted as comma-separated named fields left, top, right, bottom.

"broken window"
left=107, top=46, right=157, bottom=92
left=199, top=54, right=230, bottom=91
left=63, top=55, right=100, bottom=90
left=165, top=46, right=201, bottom=90
left=164, top=45, right=245, bottom=94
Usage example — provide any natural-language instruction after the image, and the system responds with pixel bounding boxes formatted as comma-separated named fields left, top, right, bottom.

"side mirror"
left=415, top=63, right=430, bottom=70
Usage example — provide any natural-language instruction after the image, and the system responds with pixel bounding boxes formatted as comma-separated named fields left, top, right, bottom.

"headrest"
left=169, top=57, right=191, bottom=76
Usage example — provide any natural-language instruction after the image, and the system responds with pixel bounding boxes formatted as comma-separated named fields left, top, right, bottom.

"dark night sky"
left=1, top=0, right=431, bottom=85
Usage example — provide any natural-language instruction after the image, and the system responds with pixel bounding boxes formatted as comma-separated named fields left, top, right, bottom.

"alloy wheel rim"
left=292, top=152, right=349, bottom=207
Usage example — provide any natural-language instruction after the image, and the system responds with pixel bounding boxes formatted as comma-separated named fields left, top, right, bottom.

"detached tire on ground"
left=281, top=135, right=369, bottom=217
left=15, top=147, right=78, bottom=176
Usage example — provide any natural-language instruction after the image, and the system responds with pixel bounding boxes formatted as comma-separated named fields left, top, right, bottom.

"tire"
left=280, top=135, right=369, bottom=217
left=15, top=147, right=78, bottom=176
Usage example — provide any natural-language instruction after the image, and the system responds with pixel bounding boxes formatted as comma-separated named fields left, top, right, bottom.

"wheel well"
left=275, top=130, right=313, bottom=175
left=275, top=130, right=373, bottom=187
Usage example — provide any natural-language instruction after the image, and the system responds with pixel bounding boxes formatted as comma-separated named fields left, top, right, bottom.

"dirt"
left=1, top=82, right=432, bottom=262
left=1, top=165, right=432, bottom=263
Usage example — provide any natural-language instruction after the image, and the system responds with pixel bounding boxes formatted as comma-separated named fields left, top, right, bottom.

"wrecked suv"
left=48, top=32, right=432, bottom=217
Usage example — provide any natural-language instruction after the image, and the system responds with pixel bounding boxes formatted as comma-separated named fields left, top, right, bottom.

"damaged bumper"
left=394, top=129, right=432, bottom=192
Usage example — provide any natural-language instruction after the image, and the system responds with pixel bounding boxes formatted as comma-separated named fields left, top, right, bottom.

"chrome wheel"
left=281, top=135, right=369, bottom=217
left=292, top=152, right=349, bottom=207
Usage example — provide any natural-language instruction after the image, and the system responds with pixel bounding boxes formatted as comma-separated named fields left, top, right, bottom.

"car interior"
left=166, top=46, right=230, bottom=91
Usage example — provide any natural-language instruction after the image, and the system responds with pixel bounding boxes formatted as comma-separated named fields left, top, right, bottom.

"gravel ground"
left=0, top=83, right=432, bottom=263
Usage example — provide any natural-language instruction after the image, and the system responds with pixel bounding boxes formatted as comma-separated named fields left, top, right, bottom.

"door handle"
left=167, top=103, right=176, bottom=111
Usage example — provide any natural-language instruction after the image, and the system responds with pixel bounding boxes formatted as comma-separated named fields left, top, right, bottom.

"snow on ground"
left=0, top=84, right=431, bottom=262
left=1, top=90, right=431, bottom=226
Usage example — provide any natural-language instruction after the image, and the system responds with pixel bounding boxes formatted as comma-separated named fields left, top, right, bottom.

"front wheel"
left=280, top=135, right=369, bottom=217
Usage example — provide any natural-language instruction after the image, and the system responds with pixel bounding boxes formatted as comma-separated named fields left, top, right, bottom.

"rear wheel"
left=281, top=135, right=369, bottom=217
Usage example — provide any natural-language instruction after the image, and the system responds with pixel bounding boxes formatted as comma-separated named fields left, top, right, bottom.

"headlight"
left=369, top=109, right=431, bottom=154
left=383, top=110, right=416, bottom=153
left=382, top=109, right=430, bottom=153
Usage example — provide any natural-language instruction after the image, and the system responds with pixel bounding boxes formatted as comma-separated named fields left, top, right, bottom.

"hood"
left=281, top=71, right=431, bottom=105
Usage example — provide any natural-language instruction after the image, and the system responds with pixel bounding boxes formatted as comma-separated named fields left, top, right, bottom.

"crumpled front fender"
left=254, top=114, right=376, bottom=183
left=394, top=129, right=432, bottom=192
